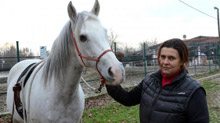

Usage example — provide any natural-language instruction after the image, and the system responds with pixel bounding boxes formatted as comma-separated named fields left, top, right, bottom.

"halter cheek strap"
left=70, top=29, right=112, bottom=92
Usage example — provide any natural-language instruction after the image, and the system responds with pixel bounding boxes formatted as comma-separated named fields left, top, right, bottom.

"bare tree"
left=139, top=38, right=158, bottom=51
left=0, top=43, right=34, bottom=57
left=107, top=30, right=138, bottom=57
left=123, top=43, right=136, bottom=56
left=108, top=30, right=119, bottom=49
left=6, top=45, right=17, bottom=57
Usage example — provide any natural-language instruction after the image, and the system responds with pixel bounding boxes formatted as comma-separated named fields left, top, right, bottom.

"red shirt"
left=161, top=70, right=182, bottom=88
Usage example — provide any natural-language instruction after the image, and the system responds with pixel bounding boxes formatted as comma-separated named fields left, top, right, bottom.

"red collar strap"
left=70, top=29, right=112, bottom=93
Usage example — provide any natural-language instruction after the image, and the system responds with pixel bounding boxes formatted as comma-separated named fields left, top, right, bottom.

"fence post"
left=16, top=41, right=20, bottom=62
left=143, top=43, right=147, bottom=76
left=208, top=42, right=211, bottom=72
left=219, top=42, right=220, bottom=69
left=194, top=43, right=197, bottom=75
left=215, top=42, right=217, bottom=69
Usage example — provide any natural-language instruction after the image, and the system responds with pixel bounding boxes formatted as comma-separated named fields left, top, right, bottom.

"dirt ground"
left=0, top=73, right=145, bottom=122
left=0, top=83, right=7, bottom=114
left=0, top=69, right=145, bottom=114
left=1, top=76, right=220, bottom=122
left=0, top=65, right=219, bottom=113
left=1, top=66, right=220, bottom=122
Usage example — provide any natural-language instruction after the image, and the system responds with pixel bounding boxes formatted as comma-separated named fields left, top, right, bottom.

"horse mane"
left=43, top=21, right=74, bottom=82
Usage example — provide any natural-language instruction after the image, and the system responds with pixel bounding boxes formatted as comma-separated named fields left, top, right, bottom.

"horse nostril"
left=108, top=67, right=113, bottom=77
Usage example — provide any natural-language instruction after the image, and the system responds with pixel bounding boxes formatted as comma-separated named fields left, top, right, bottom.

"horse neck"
left=55, top=57, right=83, bottom=98
left=44, top=21, right=84, bottom=97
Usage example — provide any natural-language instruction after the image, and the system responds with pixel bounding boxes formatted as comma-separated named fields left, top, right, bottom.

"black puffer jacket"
left=106, top=69, right=209, bottom=123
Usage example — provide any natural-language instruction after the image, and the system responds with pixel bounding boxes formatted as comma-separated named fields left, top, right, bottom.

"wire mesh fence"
left=1, top=41, right=220, bottom=114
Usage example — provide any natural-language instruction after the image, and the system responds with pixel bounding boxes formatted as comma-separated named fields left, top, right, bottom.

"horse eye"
left=80, top=35, right=87, bottom=42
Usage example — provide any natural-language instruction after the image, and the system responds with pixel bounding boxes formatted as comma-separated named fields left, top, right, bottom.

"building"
left=125, top=36, right=219, bottom=66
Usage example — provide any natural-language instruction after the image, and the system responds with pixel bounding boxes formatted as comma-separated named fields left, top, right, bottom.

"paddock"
left=1, top=65, right=220, bottom=115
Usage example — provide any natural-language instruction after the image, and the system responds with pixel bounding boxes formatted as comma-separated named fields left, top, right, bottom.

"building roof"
left=129, top=36, right=219, bottom=57
left=184, top=36, right=219, bottom=44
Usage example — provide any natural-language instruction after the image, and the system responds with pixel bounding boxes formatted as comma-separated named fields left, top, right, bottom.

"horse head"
left=68, top=0, right=125, bottom=86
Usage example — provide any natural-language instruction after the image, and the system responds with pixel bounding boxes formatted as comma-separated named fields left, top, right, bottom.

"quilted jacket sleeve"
left=106, top=81, right=143, bottom=106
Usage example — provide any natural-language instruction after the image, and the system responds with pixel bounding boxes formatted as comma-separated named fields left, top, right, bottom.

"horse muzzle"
left=103, top=62, right=125, bottom=86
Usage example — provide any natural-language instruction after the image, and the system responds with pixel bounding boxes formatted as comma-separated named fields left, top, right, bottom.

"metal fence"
left=1, top=41, right=220, bottom=114
left=121, top=42, right=220, bottom=76
left=0, top=56, right=40, bottom=71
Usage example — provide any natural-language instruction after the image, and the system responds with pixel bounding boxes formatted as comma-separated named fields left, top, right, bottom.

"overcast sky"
left=0, top=0, right=219, bottom=55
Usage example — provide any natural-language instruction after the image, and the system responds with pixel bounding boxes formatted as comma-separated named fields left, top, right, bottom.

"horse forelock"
left=80, top=11, right=99, bottom=21
left=75, top=12, right=103, bottom=39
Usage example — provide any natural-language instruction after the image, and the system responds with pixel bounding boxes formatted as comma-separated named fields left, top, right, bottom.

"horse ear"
left=91, top=0, right=100, bottom=16
left=68, top=1, right=77, bottom=22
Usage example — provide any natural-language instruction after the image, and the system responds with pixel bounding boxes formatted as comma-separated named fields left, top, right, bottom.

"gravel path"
left=0, top=73, right=146, bottom=114
left=1, top=66, right=220, bottom=116
left=1, top=71, right=220, bottom=114
left=1, top=72, right=220, bottom=122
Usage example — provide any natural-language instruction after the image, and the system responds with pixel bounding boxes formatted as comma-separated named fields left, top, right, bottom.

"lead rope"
left=95, top=73, right=105, bottom=93
left=80, top=75, right=105, bottom=93
left=80, top=77, right=96, bottom=91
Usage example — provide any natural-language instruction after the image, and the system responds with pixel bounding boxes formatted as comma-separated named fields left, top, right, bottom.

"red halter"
left=70, top=29, right=112, bottom=92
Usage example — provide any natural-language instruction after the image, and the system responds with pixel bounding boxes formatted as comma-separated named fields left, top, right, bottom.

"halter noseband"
left=70, top=29, right=112, bottom=92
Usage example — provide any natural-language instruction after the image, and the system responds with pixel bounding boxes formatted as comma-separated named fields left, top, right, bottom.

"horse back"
left=7, top=59, right=41, bottom=86
left=6, top=59, right=41, bottom=122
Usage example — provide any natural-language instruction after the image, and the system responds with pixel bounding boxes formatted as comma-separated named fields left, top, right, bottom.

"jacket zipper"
left=147, top=87, right=163, bottom=122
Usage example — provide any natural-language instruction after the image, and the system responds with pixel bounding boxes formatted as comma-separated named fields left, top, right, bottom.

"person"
left=106, top=38, right=209, bottom=123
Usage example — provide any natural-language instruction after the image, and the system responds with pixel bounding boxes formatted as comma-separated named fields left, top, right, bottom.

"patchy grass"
left=209, top=107, right=220, bottom=122
left=2, top=71, right=220, bottom=122
left=202, top=81, right=220, bottom=123
left=202, top=81, right=220, bottom=92
left=0, top=114, right=10, bottom=123
left=82, top=80, right=220, bottom=123
left=0, top=83, right=7, bottom=92
left=82, top=103, right=139, bottom=123
left=193, top=69, right=220, bottom=79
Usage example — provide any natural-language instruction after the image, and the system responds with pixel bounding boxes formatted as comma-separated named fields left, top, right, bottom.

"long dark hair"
left=157, top=38, right=189, bottom=72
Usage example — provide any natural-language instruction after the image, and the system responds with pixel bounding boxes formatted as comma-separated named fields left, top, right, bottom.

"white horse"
left=6, top=0, right=125, bottom=122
